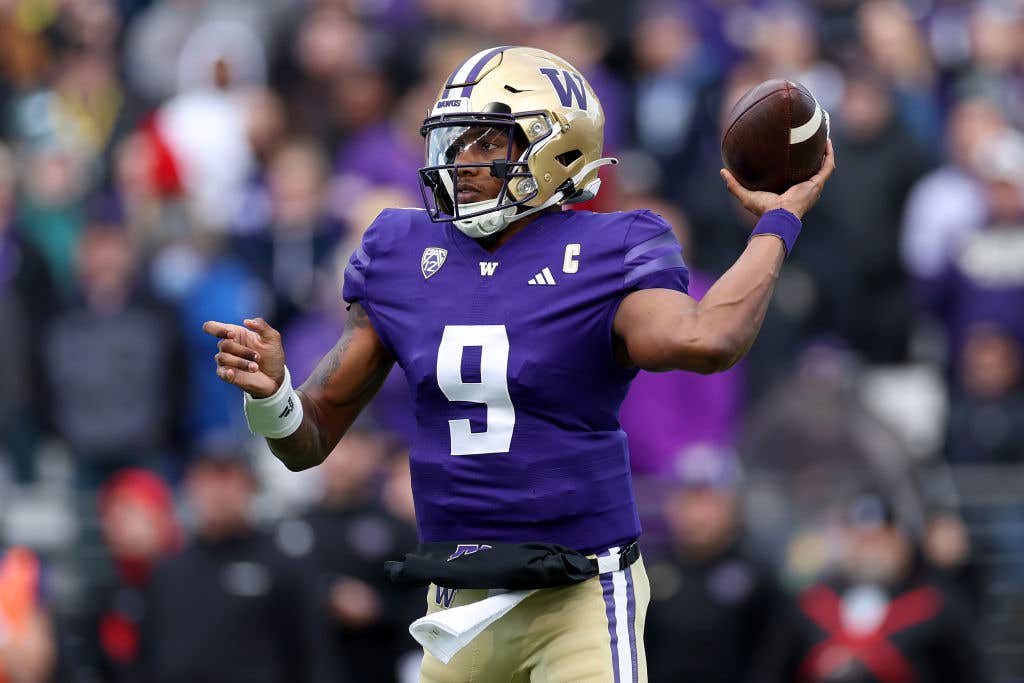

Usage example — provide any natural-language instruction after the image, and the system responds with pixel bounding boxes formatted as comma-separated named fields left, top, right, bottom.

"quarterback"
left=204, top=47, right=833, bottom=682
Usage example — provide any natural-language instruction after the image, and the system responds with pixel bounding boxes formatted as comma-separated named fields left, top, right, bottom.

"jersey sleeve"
left=342, top=230, right=374, bottom=305
left=341, top=208, right=402, bottom=305
left=340, top=209, right=406, bottom=357
left=622, top=210, right=690, bottom=294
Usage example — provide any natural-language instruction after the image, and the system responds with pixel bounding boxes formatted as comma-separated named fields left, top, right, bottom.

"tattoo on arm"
left=308, top=303, right=367, bottom=390
left=273, top=302, right=390, bottom=470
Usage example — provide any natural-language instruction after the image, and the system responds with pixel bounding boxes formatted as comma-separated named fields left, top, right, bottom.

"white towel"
left=409, top=589, right=536, bottom=663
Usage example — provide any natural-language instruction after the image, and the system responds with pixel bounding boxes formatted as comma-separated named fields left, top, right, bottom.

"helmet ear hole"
left=556, top=149, right=583, bottom=167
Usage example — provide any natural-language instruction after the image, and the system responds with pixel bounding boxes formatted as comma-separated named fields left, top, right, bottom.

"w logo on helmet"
left=539, top=68, right=588, bottom=110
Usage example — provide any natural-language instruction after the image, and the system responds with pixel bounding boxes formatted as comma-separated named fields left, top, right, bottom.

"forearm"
left=686, top=234, right=785, bottom=371
left=265, top=390, right=363, bottom=472
left=264, top=309, right=393, bottom=471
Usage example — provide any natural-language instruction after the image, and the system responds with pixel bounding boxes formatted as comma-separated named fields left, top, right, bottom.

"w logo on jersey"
left=421, top=247, right=448, bottom=279
left=539, top=68, right=588, bottom=110
left=435, top=585, right=458, bottom=608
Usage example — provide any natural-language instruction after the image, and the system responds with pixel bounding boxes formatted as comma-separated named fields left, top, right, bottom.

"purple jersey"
left=343, top=208, right=689, bottom=553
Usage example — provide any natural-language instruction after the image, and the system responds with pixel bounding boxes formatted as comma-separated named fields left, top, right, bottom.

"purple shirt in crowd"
left=619, top=270, right=743, bottom=476
left=334, top=123, right=422, bottom=199
left=919, top=223, right=1024, bottom=352
left=343, top=208, right=689, bottom=553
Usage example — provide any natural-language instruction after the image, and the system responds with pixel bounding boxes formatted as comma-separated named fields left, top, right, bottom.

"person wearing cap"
left=66, top=468, right=181, bottom=683
left=756, top=490, right=988, bottom=683
left=644, top=446, right=780, bottom=683
left=140, top=447, right=336, bottom=683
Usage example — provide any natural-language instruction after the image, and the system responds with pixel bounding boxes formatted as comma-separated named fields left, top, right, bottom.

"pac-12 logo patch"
left=421, top=247, right=448, bottom=279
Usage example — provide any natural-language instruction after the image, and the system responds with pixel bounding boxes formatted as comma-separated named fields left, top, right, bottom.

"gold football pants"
left=419, top=554, right=649, bottom=682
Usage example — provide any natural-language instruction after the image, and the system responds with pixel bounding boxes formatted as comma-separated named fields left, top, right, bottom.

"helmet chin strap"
left=453, top=156, right=618, bottom=239
left=453, top=198, right=519, bottom=239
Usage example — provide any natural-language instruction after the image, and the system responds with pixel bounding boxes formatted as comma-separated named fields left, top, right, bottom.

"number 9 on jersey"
left=436, top=325, right=516, bottom=455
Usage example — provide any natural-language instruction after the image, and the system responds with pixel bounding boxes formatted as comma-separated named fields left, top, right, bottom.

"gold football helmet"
left=418, top=46, right=616, bottom=238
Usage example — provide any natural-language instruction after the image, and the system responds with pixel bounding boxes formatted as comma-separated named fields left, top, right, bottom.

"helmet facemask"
left=418, top=112, right=549, bottom=239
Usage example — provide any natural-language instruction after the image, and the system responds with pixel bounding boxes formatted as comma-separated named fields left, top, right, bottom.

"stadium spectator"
left=122, top=0, right=279, bottom=107
left=378, top=448, right=423, bottom=681
left=815, top=66, right=933, bottom=363
left=331, top=75, right=433, bottom=202
left=14, top=146, right=88, bottom=296
left=901, top=96, right=1007, bottom=285
left=141, top=446, right=336, bottom=683
left=755, top=491, right=987, bottom=683
left=41, top=213, right=185, bottom=487
left=644, top=448, right=780, bottom=683
left=918, top=130, right=1024, bottom=359
left=275, top=4, right=374, bottom=143
left=152, top=19, right=266, bottom=231
left=0, top=144, right=55, bottom=484
left=629, top=3, right=723, bottom=203
left=232, top=139, right=342, bottom=330
left=923, top=509, right=984, bottom=615
left=857, top=0, right=941, bottom=146
left=740, top=343, right=920, bottom=554
left=67, top=468, right=181, bottom=683
left=958, top=2, right=1024, bottom=130
left=173, top=237, right=266, bottom=450
left=290, top=430, right=420, bottom=683
left=946, top=323, right=1024, bottom=464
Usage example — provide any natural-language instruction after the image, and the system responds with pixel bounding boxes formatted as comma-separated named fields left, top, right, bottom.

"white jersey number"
left=436, top=325, right=515, bottom=455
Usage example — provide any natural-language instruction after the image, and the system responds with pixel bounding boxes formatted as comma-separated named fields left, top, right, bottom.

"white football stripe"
left=451, top=48, right=493, bottom=85
left=790, top=100, right=823, bottom=144
left=612, top=566, right=633, bottom=683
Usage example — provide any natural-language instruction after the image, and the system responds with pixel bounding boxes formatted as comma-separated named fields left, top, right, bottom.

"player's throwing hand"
left=202, top=318, right=286, bottom=399
left=720, top=139, right=836, bottom=219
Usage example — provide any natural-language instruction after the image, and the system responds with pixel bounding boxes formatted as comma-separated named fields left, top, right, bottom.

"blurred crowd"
left=0, top=0, right=1022, bottom=681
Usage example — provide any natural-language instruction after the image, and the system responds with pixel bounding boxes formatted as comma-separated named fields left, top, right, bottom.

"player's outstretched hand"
left=720, top=139, right=836, bottom=219
left=202, top=318, right=286, bottom=399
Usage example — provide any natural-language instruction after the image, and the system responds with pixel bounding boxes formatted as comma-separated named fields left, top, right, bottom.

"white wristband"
left=243, top=365, right=304, bottom=439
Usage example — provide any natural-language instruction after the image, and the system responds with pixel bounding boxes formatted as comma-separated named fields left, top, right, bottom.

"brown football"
left=721, top=79, right=829, bottom=194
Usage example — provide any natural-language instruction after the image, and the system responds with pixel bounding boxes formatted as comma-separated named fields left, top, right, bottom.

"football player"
left=204, top=46, right=834, bottom=682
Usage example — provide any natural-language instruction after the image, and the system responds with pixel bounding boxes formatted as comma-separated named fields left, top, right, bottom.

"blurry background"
left=0, top=0, right=1021, bottom=681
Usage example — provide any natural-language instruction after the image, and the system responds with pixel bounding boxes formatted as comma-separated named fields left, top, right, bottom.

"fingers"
left=719, top=168, right=744, bottom=200
left=218, top=338, right=259, bottom=362
left=721, top=168, right=777, bottom=216
left=811, top=139, right=836, bottom=185
left=203, top=321, right=237, bottom=340
left=205, top=320, right=272, bottom=349
left=216, top=352, right=260, bottom=373
left=720, top=168, right=756, bottom=214
left=244, top=317, right=280, bottom=343
left=214, top=363, right=277, bottom=398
